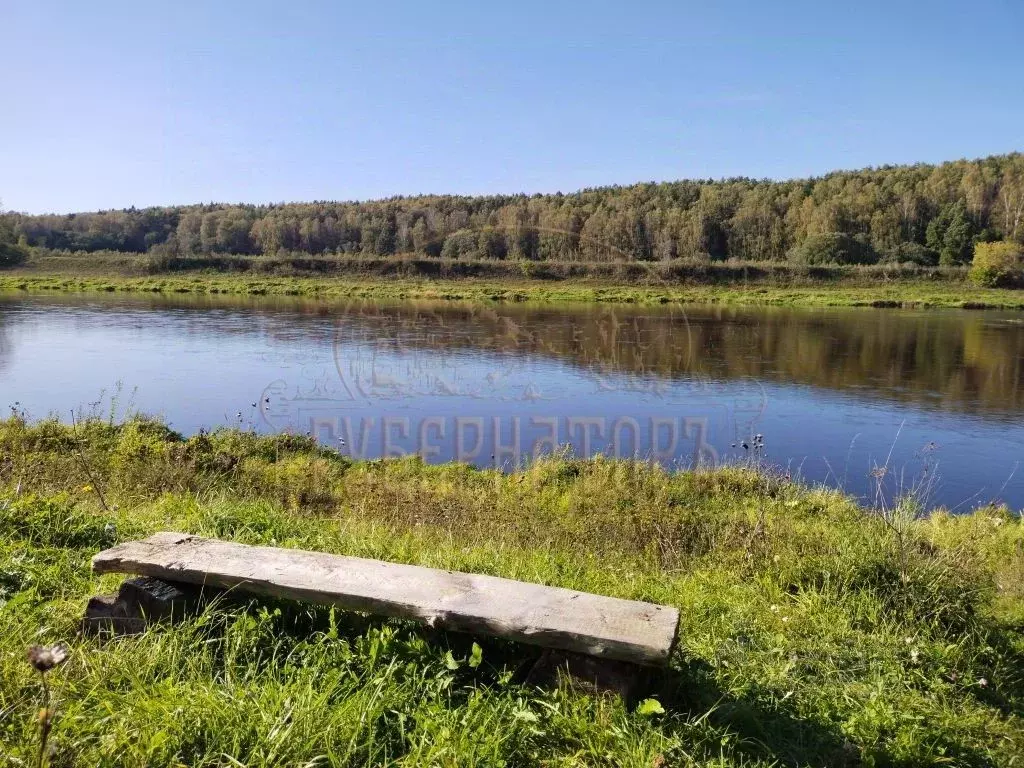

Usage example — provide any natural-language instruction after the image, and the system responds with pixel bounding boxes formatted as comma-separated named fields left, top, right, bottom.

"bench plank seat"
left=92, top=532, right=680, bottom=666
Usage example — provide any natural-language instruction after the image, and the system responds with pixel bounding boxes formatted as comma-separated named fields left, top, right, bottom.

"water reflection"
left=299, top=300, right=1024, bottom=417
left=14, top=292, right=1020, bottom=416
left=0, top=292, right=1022, bottom=510
left=0, top=315, right=10, bottom=376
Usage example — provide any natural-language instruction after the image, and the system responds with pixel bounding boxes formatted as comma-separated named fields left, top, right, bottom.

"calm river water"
left=1, top=292, right=1022, bottom=511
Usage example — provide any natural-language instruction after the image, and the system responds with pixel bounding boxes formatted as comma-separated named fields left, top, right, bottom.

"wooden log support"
left=526, top=649, right=649, bottom=701
left=92, top=532, right=681, bottom=666
left=80, top=593, right=148, bottom=636
left=81, top=576, right=206, bottom=636
left=118, top=576, right=205, bottom=622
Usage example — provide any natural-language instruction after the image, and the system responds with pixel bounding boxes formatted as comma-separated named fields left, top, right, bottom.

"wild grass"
left=4, top=272, right=1023, bottom=312
left=0, top=416, right=1021, bottom=766
left=3, top=250, right=1024, bottom=309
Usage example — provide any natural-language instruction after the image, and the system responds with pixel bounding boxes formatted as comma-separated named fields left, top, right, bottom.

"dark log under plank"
left=92, top=532, right=680, bottom=666
left=81, top=576, right=208, bottom=636
left=526, top=649, right=650, bottom=701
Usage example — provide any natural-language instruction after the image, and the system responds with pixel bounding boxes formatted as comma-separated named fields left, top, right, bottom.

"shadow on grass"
left=180, top=596, right=864, bottom=767
left=653, top=653, right=1015, bottom=768
left=651, top=657, right=859, bottom=768
left=970, top=621, right=1024, bottom=720
left=109, top=593, right=1009, bottom=768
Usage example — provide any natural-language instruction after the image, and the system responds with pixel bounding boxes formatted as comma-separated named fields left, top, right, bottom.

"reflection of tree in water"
left=0, top=312, right=11, bottom=377
left=324, top=301, right=1024, bottom=416
left=19, top=293, right=1021, bottom=417
left=332, top=301, right=707, bottom=404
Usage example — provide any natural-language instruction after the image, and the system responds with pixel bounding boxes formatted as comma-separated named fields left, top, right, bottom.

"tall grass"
left=6, top=246, right=1024, bottom=311
left=16, top=248, right=977, bottom=285
left=0, top=416, right=1021, bottom=766
left=5, top=270, right=1024, bottom=311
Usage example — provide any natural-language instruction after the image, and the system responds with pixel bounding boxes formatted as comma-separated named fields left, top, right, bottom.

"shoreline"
left=3, top=270, right=1024, bottom=309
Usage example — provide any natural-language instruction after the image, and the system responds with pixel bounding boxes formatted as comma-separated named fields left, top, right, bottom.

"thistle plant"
left=27, top=644, right=68, bottom=768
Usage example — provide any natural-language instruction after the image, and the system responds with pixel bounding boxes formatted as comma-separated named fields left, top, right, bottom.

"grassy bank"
left=4, top=270, right=1024, bottom=310
left=2, top=249, right=1023, bottom=308
left=1, top=416, right=1022, bottom=766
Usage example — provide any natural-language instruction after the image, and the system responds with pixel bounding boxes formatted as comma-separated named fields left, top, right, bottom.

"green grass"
left=1, top=416, right=1022, bottom=766
left=3, top=271, right=1024, bottom=310
left=3, top=250, right=1024, bottom=309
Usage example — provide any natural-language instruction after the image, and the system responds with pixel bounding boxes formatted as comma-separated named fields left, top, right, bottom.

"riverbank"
left=3, top=250, right=1024, bottom=308
left=1, top=416, right=1021, bottom=765
left=4, top=270, right=1024, bottom=309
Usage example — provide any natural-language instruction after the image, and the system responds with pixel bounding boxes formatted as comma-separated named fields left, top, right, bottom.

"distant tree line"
left=4, top=154, right=1024, bottom=268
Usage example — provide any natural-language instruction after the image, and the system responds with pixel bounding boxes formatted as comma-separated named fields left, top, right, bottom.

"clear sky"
left=3, top=0, right=1022, bottom=214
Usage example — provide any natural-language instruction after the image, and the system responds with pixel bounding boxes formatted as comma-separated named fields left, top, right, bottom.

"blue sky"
left=3, top=0, right=1022, bottom=213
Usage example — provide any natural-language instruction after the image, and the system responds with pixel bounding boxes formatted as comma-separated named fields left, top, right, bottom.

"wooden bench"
left=88, top=532, right=680, bottom=669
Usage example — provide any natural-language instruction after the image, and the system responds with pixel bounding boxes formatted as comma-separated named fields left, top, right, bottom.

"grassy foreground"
left=0, top=417, right=1022, bottom=766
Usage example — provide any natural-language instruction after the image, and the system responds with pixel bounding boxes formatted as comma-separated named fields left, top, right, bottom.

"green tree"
left=0, top=213, right=27, bottom=268
left=440, top=229, right=478, bottom=259
left=477, top=228, right=507, bottom=259
left=374, top=214, right=398, bottom=255
left=216, top=212, right=253, bottom=253
left=941, top=203, right=974, bottom=264
left=926, top=201, right=975, bottom=264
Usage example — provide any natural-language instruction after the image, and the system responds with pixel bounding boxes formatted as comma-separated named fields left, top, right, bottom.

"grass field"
left=3, top=250, right=1024, bottom=309
left=1, top=416, right=1022, bottom=766
left=4, top=272, right=1024, bottom=311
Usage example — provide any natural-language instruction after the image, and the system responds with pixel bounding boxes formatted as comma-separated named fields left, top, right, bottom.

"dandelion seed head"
left=27, top=644, right=68, bottom=674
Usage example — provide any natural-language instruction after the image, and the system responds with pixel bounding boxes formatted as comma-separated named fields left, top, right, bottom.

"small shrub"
left=881, top=242, right=939, bottom=267
left=969, top=240, right=1024, bottom=288
left=787, top=233, right=879, bottom=265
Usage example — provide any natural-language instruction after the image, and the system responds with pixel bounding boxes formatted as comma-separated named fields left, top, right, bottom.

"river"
left=1, top=292, right=1022, bottom=511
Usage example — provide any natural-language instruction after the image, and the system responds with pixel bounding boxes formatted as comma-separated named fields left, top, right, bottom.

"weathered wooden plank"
left=93, top=532, right=680, bottom=666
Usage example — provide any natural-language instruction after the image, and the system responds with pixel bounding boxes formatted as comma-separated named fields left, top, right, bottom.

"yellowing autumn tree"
left=970, top=241, right=1024, bottom=287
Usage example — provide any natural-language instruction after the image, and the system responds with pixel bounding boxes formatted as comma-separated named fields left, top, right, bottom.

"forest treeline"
left=4, top=153, right=1024, bottom=267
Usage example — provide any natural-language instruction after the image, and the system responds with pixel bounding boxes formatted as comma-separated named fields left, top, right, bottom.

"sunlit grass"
left=1, top=416, right=1022, bottom=765
left=3, top=253, right=1024, bottom=309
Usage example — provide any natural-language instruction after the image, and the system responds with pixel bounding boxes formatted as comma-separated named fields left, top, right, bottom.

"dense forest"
left=4, top=154, right=1024, bottom=267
